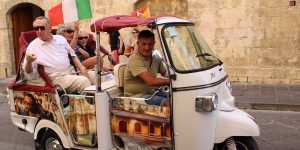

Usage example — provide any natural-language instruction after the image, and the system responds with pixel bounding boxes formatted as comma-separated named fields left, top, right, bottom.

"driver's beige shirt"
left=124, top=51, right=166, bottom=97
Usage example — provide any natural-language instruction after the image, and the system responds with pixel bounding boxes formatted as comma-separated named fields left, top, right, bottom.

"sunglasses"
left=78, top=36, right=88, bottom=40
left=132, top=31, right=138, bottom=34
left=34, top=26, right=46, bottom=31
left=65, top=30, right=74, bottom=34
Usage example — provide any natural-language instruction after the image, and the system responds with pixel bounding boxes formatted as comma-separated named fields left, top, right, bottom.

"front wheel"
left=214, top=136, right=259, bottom=150
left=42, top=130, right=65, bottom=150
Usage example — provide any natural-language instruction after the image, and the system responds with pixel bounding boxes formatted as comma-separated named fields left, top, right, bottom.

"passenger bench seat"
left=113, top=63, right=127, bottom=89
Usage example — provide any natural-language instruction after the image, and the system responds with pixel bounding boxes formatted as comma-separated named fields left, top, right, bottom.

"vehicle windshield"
left=162, top=25, right=221, bottom=72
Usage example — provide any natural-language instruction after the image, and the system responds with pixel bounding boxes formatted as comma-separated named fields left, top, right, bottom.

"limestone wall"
left=135, top=0, right=188, bottom=18
left=187, top=0, right=300, bottom=83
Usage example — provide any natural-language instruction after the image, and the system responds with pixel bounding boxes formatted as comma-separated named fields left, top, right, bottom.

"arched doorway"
left=11, top=3, right=44, bottom=70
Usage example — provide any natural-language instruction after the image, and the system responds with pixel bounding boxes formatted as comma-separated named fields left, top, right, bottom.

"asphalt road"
left=249, top=109, right=300, bottom=150
left=0, top=95, right=34, bottom=150
left=0, top=94, right=299, bottom=150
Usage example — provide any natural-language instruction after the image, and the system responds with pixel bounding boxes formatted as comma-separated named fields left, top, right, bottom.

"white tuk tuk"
left=7, top=15, right=259, bottom=150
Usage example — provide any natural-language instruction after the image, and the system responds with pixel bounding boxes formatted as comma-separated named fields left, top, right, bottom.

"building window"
left=134, top=122, right=142, bottom=134
left=119, top=121, right=127, bottom=133
left=149, top=124, right=155, bottom=135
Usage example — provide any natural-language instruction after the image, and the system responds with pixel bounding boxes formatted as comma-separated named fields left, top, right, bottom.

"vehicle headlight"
left=195, top=94, right=218, bottom=112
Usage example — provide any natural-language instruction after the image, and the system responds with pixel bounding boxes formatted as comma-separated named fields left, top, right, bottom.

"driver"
left=124, top=30, right=170, bottom=105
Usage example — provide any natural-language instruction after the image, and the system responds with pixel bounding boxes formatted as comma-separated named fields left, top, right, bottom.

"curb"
left=236, top=102, right=300, bottom=112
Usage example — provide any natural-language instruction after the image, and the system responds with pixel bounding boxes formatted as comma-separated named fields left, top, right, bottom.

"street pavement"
left=248, top=110, right=300, bottom=150
left=0, top=77, right=33, bottom=150
left=0, top=77, right=14, bottom=96
left=0, top=99, right=34, bottom=150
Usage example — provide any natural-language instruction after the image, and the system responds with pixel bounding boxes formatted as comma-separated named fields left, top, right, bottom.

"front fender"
left=214, top=109, right=260, bottom=143
left=34, top=119, right=72, bottom=149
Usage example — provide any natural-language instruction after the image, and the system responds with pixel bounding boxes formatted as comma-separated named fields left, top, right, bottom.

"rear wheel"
left=42, top=130, right=65, bottom=150
left=113, top=135, right=125, bottom=149
left=215, top=136, right=259, bottom=150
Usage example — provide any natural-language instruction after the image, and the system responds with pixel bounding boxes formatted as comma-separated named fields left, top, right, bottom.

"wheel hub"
left=46, top=137, right=63, bottom=150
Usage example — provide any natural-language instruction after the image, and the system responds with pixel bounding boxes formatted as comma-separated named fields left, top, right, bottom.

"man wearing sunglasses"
left=23, top=16, right=91, bottom=94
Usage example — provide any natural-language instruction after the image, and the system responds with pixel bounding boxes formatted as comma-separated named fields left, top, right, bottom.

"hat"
left=57, top=23, right=75, bottom=35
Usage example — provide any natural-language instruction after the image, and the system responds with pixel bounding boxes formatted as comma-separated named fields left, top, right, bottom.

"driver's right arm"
left=139, top=71, right=170, bottom=86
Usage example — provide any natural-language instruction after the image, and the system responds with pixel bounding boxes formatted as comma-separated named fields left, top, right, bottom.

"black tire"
left=41, top=130, right=65, bottom=150
left=113, top=135, right=125, bottom=149
left=35, top=140, right=43, bottom=150
left=215, top=136, right=259, bottom=150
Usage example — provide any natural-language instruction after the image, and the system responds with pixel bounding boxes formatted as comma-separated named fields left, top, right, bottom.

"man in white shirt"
left=24, top=16, right=91, bottom=93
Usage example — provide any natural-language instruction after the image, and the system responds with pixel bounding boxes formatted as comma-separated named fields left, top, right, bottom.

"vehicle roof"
left=155, top=16, right=190, bottom=25
left=90, top=15, right=191, bottom=32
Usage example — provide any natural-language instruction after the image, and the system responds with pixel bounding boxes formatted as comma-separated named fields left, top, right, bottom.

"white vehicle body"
left=7, top=15, right=259, bottom=150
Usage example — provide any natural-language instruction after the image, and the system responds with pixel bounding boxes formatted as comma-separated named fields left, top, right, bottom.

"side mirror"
left=152, top=49, right=163, bottom=63
left=152, top=49, right=177, bottom=80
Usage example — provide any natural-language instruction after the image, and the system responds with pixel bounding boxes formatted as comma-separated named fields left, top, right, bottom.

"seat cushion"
left=113, top=63, right=127, bottom=87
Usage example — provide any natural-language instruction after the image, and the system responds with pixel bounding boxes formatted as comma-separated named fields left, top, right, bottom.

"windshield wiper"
left=196, top=53, right=223, bottom=65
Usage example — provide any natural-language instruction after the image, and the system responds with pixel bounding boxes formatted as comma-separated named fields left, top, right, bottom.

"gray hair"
left=33, top=16, right=51, bottom=27
left=57, top=23, right=75, bottom=35
left=79, top=30, right=89, bottom=38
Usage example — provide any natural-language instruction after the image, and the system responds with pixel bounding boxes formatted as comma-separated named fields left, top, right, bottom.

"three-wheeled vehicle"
left=7, top=15, right=259, bottom=150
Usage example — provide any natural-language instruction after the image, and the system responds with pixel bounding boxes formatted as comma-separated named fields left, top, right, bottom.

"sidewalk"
left=232, top=83, right=300, bottom=112
left=1, top=77, right=300, bottom=111
left=0, top=77, right=14, bottom=95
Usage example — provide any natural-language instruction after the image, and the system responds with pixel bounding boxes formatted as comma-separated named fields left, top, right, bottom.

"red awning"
left=90, top=15, right=161, bottom=33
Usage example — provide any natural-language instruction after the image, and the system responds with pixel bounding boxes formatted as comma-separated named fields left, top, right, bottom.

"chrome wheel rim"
left=45, top=137, right=63, bottom=150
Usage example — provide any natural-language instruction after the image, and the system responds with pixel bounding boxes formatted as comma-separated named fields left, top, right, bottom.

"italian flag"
left=48, top=0, right=92, bottom=26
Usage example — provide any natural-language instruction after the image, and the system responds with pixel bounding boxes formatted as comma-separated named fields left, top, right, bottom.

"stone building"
left=0, top=0, right=299, bottom=84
